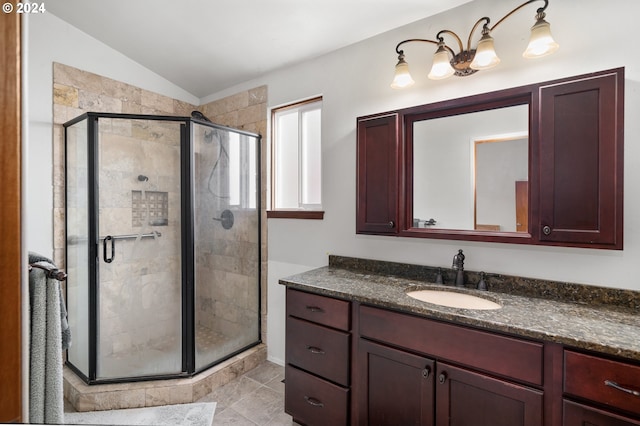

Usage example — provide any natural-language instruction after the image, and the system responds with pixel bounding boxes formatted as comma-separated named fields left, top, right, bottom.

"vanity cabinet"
left=356, top=113, right=401, bottom=234
left=283, top=286, right=640, bottom=426
left=356, top=305, right=544, bottom=426
left=284, top=289, right=351, bottom=426
left=563, top=350, right=640, bottom=425
left=355, top=68, right=624, bottom=249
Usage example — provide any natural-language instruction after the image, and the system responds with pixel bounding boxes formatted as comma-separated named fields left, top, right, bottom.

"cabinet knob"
left=422, top=367, right=431, bottom=379
left=388, top=221, right=395, bottom=228
left=438, top=372, right=447, bottom=384
left=542, top=225, right=552, bottom=235
left=306, top=305, right=324, bottom=313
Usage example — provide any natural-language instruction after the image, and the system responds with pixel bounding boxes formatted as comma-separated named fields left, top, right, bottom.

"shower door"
left=192, top=122, right=261, bottom=370
left=65, top=112, right=262, bottom=383
left=95, top=116, right=185, bottom=380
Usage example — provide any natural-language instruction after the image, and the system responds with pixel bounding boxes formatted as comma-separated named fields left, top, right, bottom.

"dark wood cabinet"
left=357, top=305, right=544, bottom=426
left=435, top=362, right=543, bottom=426
left=356, top=338, right=434, bottom=426
left=284, top=289, right=351, bottom=426
left=355, top=68, right=624, bottom=249
left=356, top=113, right=401, bottom=234
left=284, top=288, right=640, bottom=426
left=538, top=70, right=624, bottom=249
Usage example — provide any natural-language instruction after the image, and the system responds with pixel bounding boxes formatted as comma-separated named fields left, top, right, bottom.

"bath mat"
left=64, top=402, right=216, bottom=426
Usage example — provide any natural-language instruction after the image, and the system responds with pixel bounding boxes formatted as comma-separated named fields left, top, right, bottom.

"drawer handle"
left=304, top=396, right=324, bottom=408
left=605, top=380, right=640, bottom=397
left=306, top=305, right=324, bottom=313
left=306, top=345, right=326, bottom=355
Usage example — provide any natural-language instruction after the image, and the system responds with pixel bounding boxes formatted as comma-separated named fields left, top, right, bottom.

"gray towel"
left=28, top=253, right=65, bottom=424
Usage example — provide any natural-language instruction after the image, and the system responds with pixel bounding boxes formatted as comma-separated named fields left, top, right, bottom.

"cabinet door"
left=564, top=400, right=640, bottom=426
left=435, top=362, right=543, bottom=426
left=356, top=113, right=401, bottom=234
left=538, top=69, right=623, bottom=248
left=356, top=338, right=434, bottom=426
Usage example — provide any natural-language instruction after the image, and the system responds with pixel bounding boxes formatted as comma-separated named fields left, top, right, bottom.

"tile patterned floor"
left=197, top=361, right=295, bottom=426
left=65, top=361, right=295, bottom=426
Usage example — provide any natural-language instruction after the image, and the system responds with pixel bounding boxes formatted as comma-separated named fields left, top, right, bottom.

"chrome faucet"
left=452, top=249, right=465, bottom=287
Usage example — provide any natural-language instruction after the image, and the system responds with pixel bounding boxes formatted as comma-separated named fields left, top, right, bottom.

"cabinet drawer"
left=287, top=288, right=350, bottom=330
left=563, top=400, right=640, bottom=426
left=564, top=350, right=640, bottom=417
left=285, top=365, right=349, bottom=426
left=359, top=305, right=544, bottom=386
left=286, top=317, right=350, bottom=386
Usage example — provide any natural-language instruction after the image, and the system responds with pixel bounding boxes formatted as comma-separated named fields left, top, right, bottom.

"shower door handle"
left=103, top=235, right=115, bottom=263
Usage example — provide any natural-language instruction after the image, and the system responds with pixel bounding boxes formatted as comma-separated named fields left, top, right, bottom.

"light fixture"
left=391, top=0, right=559, bottom=89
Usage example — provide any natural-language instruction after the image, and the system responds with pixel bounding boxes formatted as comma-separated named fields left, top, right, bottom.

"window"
left=227, top=132, right=258, bottom=209
left=269, top=97, right=323, bottom=219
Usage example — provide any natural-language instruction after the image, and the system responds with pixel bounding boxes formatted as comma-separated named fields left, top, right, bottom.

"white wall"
left=247, top=0, right=640, bottom=363
left=26, top=0, right=640, bottom=366
left=25, top=12, right=198, bottom=258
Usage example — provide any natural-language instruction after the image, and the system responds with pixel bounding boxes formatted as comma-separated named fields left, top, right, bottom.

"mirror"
left=411, top=104, right=529, bottom=234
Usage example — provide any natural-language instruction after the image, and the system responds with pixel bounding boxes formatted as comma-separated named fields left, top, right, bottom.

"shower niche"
left=64, top=112, right=261, bottom=383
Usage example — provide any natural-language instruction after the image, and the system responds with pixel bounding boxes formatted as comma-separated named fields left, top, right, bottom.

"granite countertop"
left=279, top=260, right=640, bottom=362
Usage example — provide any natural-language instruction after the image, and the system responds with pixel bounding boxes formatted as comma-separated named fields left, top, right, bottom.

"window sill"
left=267, top=210, right=324, bottom=220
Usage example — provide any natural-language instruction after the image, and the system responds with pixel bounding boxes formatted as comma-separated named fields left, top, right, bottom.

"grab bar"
left=67, top=231, right=162, bottom=245
left=100, top=231, right=161, bottom=241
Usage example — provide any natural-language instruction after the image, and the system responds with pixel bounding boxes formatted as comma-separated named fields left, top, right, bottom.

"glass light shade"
left=523, top=18, right=559, bottom=58
left=470, top=33, right=500, bottom=70
left=390, top=57, right=415, bottom=89
left=428, top=45, right=455, bottom=80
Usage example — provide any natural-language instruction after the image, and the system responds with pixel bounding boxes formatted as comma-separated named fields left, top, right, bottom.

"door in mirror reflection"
left=412, top=104, right=528, bottom=233
left=474, top=133, right=528, bottom=233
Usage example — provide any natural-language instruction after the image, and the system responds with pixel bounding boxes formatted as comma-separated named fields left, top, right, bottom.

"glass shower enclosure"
left=64, top=112, right=261, bottom=383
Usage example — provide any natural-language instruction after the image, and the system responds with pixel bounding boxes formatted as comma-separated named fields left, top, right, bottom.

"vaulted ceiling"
left=47, top=0, right=471, bottom=98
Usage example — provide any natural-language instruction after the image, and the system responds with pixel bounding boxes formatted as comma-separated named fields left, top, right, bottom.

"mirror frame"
left=400, top=85, right=539, bottom=244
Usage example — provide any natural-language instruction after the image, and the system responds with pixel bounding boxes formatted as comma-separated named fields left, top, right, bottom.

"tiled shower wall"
left=52, top=63, right=269, bottom=362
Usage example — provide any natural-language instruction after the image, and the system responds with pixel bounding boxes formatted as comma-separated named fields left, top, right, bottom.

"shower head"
left=191, top=110, right=212, bottom=122
left=192, top=110, right=215, bottom=143
left=138, top=175, right=149, bottom=182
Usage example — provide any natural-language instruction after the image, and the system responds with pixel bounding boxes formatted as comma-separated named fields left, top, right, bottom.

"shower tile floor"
left=99, top=325, right=244, bottom=379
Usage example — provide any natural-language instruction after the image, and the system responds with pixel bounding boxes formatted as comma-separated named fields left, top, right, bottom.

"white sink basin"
left=406, top=289, right=502, bottom=310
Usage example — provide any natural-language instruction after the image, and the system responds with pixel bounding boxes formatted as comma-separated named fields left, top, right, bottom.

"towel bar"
left=28, top=263, right=67, bottom=281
